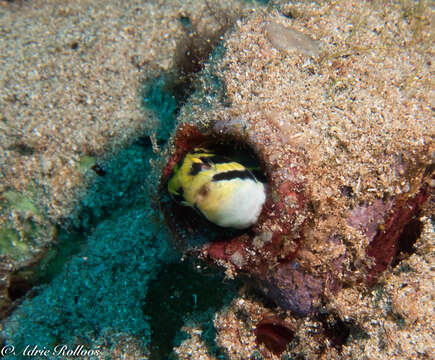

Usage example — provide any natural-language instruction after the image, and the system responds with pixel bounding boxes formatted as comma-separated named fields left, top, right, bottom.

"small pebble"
left=265, top=21, right=320, bottom=56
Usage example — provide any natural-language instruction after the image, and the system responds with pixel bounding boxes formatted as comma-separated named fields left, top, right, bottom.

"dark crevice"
left=7, top=277, right=32, bottom=301
left=244, top=283, right=279, bottom=310
left=322, top=317, right=350, bottom=348
left=391, top=218, right=423, bottom=267
left=9, top=142, right=35, bottom=156
left=339, top=185, right=353, bottom=198
left=316, top=312, right=368, bottom=350
left=141, top=9, right=236, bottom=144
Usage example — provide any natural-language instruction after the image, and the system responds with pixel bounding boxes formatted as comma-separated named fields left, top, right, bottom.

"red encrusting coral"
left=366, top=182, right=432, bottom=285
left=206, top=236, right=249, bottom=265
left=255, top=315, right=295, bottom=355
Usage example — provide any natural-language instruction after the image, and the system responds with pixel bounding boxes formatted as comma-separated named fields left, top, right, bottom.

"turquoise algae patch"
left=2, top=205, right=171, bottom=358
left=141, top=75, right=178, bottom=143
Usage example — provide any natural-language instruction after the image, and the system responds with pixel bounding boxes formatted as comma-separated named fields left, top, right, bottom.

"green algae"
left=0, top=218, right=49, bottom=262
left=0, top=183, right=50, bottom=261
left=3, top=190, right=39, bottom=217
left=78, top=155, right=97, bottom=174
left=0, top=225, right=30, bottom=261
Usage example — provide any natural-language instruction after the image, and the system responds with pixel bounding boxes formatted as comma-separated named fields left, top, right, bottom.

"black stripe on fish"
left=189, top=162, right=203, bottom=176
left=200, top=155, right=230, bottom=165
left=212, top=170, right=256, bottom=182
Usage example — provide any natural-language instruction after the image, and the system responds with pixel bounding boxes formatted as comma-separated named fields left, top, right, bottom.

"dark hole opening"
left=316, top=312, right=356, bottom=349
left=9, top=142, right=35, bottom=156
left=7, top=277, right=33, bottom=301
left=160, top=138, right=267, bottom=250
left=323, top=318, right=350, bottom=348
